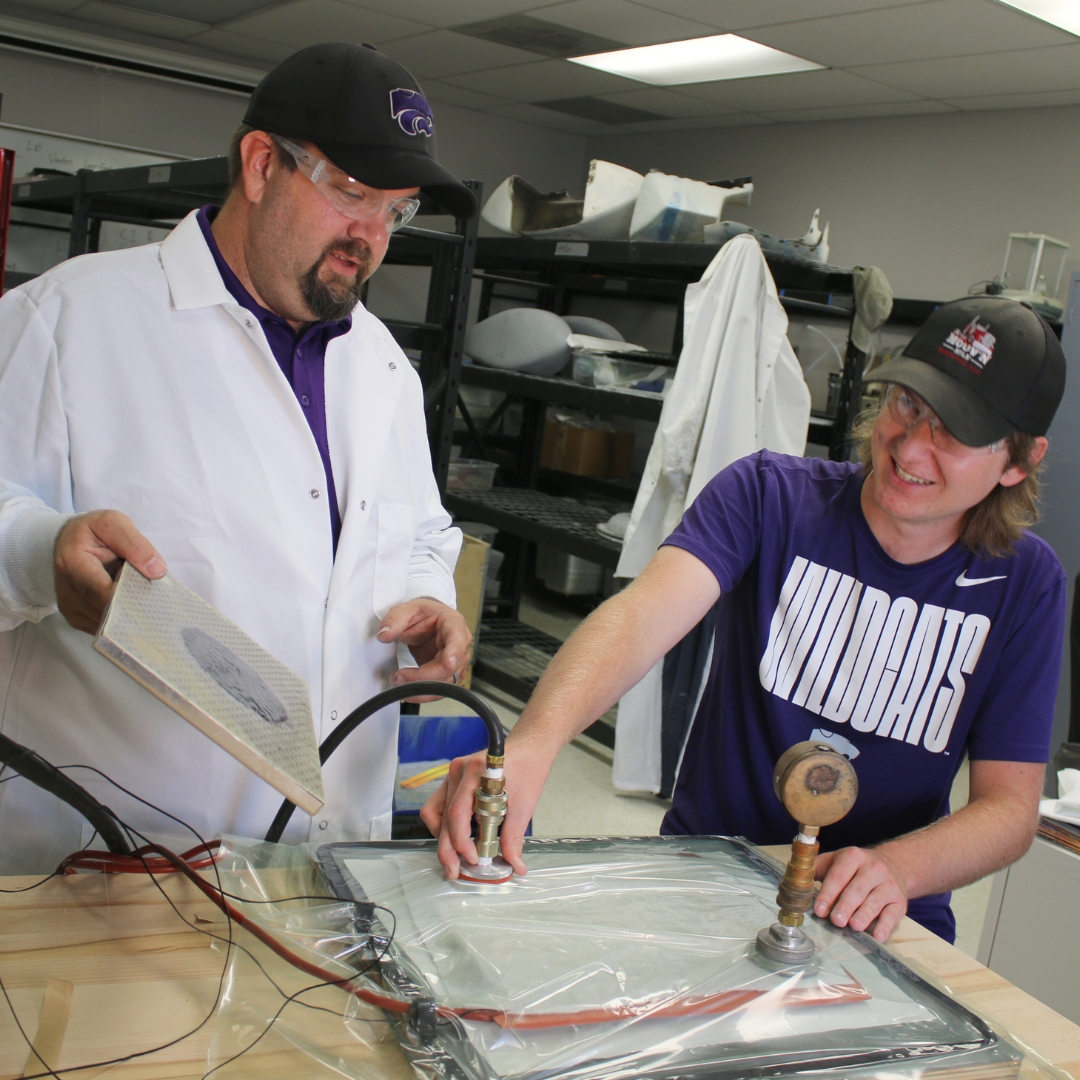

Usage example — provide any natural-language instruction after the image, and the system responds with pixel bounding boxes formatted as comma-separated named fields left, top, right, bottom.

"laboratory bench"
left=1, top=848, right=1078, bottom=1079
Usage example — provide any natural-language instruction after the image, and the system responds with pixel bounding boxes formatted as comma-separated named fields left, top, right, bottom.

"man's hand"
left=420, top=740, right=548, bottom=880
left=54, top=510, right=167, bottom=633
left=377, top=598, right=471, bottom=699
left=813, top=846, right=909, bottom=942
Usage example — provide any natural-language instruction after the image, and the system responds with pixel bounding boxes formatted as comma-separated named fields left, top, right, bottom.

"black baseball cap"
left=867, top=296, right=1065, bottom=445
left=243, top=43, right=476, bottom=219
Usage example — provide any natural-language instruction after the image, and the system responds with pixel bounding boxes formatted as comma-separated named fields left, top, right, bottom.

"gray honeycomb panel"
left=94, top=563, right=324, bottom=813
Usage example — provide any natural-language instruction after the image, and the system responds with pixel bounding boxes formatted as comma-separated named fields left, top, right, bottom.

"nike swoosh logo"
left=956, top=570, right=1007, bottom=587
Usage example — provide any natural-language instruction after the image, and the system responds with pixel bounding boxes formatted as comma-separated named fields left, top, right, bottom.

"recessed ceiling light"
left=568, top=34, right=824, bottom=87
left=994, top=1, right=1080, bottom=36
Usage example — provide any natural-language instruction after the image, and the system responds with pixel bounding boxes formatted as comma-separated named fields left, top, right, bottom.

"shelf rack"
left=5, top=156, right=481, bottom=489
left=452, top=236, right=939, bottom=707
left=473, top=617, right=615, bottom=748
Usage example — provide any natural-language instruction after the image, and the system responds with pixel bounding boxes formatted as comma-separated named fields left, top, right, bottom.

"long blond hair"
left=853, top=398, right=1043, bottom=558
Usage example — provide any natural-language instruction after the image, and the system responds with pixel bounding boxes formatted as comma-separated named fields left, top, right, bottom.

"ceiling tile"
left=72, top=1, right=209, bottom=38
left=343, top=0, right=540, bottom=29
left=850, top=42, right=1080, bottom=97
left=677, top=68, right=919, bottom=110
left=221, top=0, right=428, bottom=46
left=589, top=110, right=772, bottom=134
left=442, top=57, right=642, bottom=100
left=74, top=0, right=272, bottom=20
left=597, top=86, right=743, bottom=116
left=377, top=29, right=540, bottom=77
left=536, top=95, right=664, bottom=122
left=423, top=80, right=515, bottom=109
left=484, top=101, right=597, bottom=130
left=624, top=0, right=929, bottom=31
left=943, top=88, right=1080, bottom=109
left=760, top=99, right=957, bottom=121
left=528, top=0, right=718, bottom=46
left=742, top=0, right=1076, bottom=68
left=15, top=0, right=99, bottom=12
left=185, top=27, right=292, bottom=64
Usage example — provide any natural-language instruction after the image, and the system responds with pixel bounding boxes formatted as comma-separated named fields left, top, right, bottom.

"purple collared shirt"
left=196, top=205, right=346, bottom=549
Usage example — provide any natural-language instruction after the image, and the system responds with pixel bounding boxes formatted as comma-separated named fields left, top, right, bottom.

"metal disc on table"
left=458, top=858, right=514, bottom=884
left=756, top=922, right=817, bottom=964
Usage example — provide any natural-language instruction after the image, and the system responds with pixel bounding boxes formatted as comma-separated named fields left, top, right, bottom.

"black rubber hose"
left=264, top=681, right=505, bottom=843
left=0, top=732, right=133, bottom=855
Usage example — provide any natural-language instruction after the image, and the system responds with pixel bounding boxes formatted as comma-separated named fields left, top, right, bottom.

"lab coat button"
left=389, top=361, right=397, bottom=370
left=319, top=820, right=328, bottom=831
left=360, top=500, right=367, bottom=510
left=331, top=711, right=337, bottom=720
left=245, top=319, right=252, bottom=328
left=310, top=488, right=320, bottom=499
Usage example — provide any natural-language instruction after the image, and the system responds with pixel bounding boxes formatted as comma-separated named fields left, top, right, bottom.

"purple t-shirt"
left=662, top=450, right=1065, bottom=939
left=196, top=206, right=349, bottom=549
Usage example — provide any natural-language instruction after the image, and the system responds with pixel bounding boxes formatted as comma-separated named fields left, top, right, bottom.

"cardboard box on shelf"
left=539, top=417, right=634, bottom=478
left=453, top=533, right=490, bottom=690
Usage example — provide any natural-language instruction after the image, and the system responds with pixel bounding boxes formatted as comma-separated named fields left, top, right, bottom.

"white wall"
left=588, top=105, right=1080, bottom=304
left=0, top=43, right=587, bottom=202
left=1, top=43, right=588, bottom=297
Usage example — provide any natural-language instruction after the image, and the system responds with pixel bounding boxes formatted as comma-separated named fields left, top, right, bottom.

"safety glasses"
left=884, top=384, right=1004, bottom=455
left=271, top=135, right=420, bottom=233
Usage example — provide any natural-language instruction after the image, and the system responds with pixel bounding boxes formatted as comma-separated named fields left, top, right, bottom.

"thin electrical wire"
left=2, top=766, right=394, bottom=1080
left=0, top=830, right=101, bottom=894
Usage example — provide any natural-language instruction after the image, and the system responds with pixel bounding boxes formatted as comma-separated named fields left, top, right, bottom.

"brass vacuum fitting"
left=473, top=758, right=507, bottom=861
left=756, top=742, right=858, bottom=964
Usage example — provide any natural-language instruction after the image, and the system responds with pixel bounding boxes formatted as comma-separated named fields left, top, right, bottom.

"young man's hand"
left=813, top=846, right=909, bottom=942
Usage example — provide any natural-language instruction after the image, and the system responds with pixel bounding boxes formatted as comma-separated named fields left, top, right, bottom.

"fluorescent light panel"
left=995, top=1, right=1080, bottom=36
left=569, top=34, right=823, bottom=86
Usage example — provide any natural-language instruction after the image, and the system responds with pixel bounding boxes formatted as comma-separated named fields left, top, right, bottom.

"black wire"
left=265, top=679, right=507, bottom=842
left=7, top=783, right=238, bottom=1080
left=0, top=830, right=99, bottom=894
left=0, top=972, right=63, bottom=1079
left=3, top=766, right=397, bottom=1080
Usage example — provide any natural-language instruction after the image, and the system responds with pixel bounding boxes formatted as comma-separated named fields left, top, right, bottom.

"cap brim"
left=866, top=356, right=1015, bottom=446
left=317, top=141, right=477, bottom=218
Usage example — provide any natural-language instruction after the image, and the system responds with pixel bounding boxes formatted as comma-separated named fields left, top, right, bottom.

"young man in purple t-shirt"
left=427, top=296, right=1067, bottom=944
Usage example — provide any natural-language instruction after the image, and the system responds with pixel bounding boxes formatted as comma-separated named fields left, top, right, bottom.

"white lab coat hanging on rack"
left=612, top=234, right=812, bottom=793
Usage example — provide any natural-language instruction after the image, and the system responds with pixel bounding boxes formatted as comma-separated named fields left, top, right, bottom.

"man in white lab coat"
left=0, top=44, right=474, bottom=872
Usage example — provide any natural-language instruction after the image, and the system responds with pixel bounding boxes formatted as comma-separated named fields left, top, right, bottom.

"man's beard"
left=299, top=237, right=373, bottom=322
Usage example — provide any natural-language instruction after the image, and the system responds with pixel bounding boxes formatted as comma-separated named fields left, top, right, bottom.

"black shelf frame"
left=452, top=237, right=941, bottom=699
left=6, top=157, right=480, bottom=489
left=446, top=488, right=624, bottom=568
left=473, top=617, right=615, bottom=748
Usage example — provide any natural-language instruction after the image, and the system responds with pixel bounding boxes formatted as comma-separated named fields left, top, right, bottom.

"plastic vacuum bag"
left=204, top=835, right=1028, bottom=1080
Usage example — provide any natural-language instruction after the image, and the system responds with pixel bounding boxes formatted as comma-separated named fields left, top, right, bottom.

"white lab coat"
left=0, top=211, right=460, bottom=873
left=612, top=234, right=811, bottom=793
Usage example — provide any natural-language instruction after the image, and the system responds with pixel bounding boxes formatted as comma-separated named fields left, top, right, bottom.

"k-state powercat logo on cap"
left=939, top=317, right=996, bottom=372
left=390, top=88, right=433, bottom=136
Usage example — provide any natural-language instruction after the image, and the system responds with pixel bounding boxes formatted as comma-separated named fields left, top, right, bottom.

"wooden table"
left=2, top=855, right=1079, bottom=1079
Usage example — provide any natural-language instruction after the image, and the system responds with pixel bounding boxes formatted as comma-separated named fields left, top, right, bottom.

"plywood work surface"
left=1, top=854, right=1077, bottom=1079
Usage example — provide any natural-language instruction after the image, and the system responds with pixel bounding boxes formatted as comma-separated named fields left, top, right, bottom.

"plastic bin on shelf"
left=447, top=458, right=498, bottom=491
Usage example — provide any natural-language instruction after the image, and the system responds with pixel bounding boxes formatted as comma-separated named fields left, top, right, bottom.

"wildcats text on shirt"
left=759, top=557, right=991, bottom=754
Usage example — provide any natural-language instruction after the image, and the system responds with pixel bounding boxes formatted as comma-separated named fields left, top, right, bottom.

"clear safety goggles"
left=884, top=384, right=1004, bottom=455
left=271, top=135, right=420, bottom=232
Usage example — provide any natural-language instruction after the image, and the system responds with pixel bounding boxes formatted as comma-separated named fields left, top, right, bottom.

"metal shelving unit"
left=454, top=237, right=938, bottom=709
left=445, top=487, right=624, bottom=567
left=472, top=618, right=615, bottom=748
left=6, top=157, right=481, bottom=489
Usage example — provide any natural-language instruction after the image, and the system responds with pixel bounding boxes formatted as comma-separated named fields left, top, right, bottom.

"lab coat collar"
left=160, top=210, right=237, bottom=311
